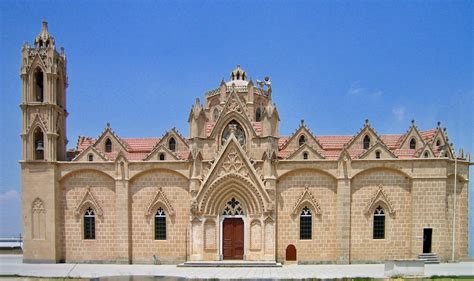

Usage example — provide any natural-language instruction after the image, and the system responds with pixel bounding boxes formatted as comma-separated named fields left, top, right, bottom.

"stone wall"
left=130, top=169, right=190, bottom=264
left=277, top=169, right=337, bottom=263
left=350, top=168, right=411, bottom=262
left=60, top=170, right=116, bottom=262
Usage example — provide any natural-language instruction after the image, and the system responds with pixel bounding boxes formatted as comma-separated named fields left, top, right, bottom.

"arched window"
left=299, top=135, right=306, bottom=146
left=34, top=128, right=44, bottom=160
left=303, top=152, right=309, bottom=160
left=34, top=68, right=44, bottom=102
left=409, top=138, right=416, bottom=149
left=88, top=154, right=93, bottom=162
left=300, top=206, right=312, bottom=240
left=363, top=135, right=371, bottom=149
left=104, top=138, right=112, bottom=152
left=168, top=137, right=176, bottom=152
left=424, top=151, right=429, bottom=158
left=84, top=207, right=95, bottom=240
left=436, top=139, right=441, bottom=146
left=373, top=206, right=385, bottom=239
left=222, top=198, right=244, bottom=215
left=213, top=108, right=220, bottom=122
left=154, top=207, right=166, bottom=240
left=255, top=108, right=262, bottom=122
left=159, top=153, right=165, bottom=161
left=221, top=120, right=246, bottom=147
left=375, top=150, right=381, bottom=159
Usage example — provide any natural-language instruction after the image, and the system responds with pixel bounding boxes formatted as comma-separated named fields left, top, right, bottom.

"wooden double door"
left=223, top=218, right=244, bottom=260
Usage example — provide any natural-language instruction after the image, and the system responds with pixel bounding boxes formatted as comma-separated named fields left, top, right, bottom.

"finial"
left=365, top=119, right=369, bottom=125
left=60, top=46, right=65, bottom=55
left=42, top=20, right=48, bottom=31
left=411, top=119, right=415, bottom=125
left=195, top=97, right=200, bottom=104
left=106, top=122, right=110, bottom=128
left=301, top=119, right=305, bottom=126
left=437, top=121, right=441, bottom=127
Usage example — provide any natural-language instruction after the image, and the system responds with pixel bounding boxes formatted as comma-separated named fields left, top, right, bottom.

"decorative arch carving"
left=74, top=186, right=103, bottom=217
left=365, top=185, right=396, bottom=215
left=31, top=198, right=46, bottom=240
left=291, top=185, right=322, bottom=216
left=32, top=197, right=45, bottom=213
left=27, top=114, right=48, bottom=135
left=145, top=187, right=175, bottom=217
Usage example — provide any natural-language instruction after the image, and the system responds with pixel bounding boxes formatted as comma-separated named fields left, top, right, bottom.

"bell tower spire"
left=20, top=21, right=68, bottom=161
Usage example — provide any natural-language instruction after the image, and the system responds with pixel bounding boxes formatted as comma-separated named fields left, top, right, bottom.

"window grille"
left=373, top=206, right=385, bottom=239
left=84, top=207, right=95, bottom=240
left=300, top=206, right=312, bottom=240
left=154, top=207, right=166, bottom=240
left=222, top=198, right=244, bottom=215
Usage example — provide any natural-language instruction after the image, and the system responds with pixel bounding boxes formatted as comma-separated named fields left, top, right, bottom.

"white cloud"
left=347, top=82, right=383, bottom=99
left=0, top=190, right=19, bottom=202
left=392, top=106, right=406, bottom=122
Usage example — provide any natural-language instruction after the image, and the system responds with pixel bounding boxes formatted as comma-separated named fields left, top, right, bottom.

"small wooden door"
left=423, top=228, right=432, bottom=253
left=223, top=218, right=244, bottom=260
left=286, top=244, right=297, bottom=261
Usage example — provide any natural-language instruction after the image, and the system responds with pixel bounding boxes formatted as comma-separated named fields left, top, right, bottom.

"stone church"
left=21, top=22, right=470, bottom=264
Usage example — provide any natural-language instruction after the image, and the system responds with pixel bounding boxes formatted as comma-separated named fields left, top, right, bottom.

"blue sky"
left=0, top=1, right=472, bottom=255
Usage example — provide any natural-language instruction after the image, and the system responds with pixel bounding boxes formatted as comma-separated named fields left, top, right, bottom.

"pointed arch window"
left=255, top=108, right=262, bottom=122
left=363, top=135, right=371, bottom=149
left=409, top=138, right=416, bottom=149
left=88, top=154, right=93, bottom=162
left=154, top=207, right=166, bottom=240
left=105, top=138, right=112, bottom=153
left=213, top=108, right=220, bottom=122
left=299, top=135, right=306, bottom=146
left=375, top=150, right=381, bottom=159
left=436, top=139, right=441, bottom=146
left=424, top=151, right=429, bottom=158
left=34, top=128, right=44, bottom=160
left=373, top=206, right=385, bottom=239
left=84, top=207, right=95, bottom=240
left=34, top=68, right=44, bottom=102
left=168, top=137, right=176, bottom=152
left=159, top=153, right=165, bottom=161
left=300, top=206, right=312, bottom=240
left=303, top=152, right=309, bottom=160
left=221, top=120, right=246, bottom=147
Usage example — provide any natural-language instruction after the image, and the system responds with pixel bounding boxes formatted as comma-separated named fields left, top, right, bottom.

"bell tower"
left=20, top=21, right=68, bottom=162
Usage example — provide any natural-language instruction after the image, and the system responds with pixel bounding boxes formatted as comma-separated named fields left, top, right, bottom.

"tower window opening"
left=34, top=68, right=44, bottom=102
left=105, top=138, right=112, bottom=153
left=255, top=108, right=262, bottom=122
left=436, top=139, right=441, bottom=146
left=363, top=135, right=370, bottom=149
left=409, top=138, right=416, bottom=149
left=34, top=128, right=45, bottom=160
left=168, top=137, right=176, bottom=152
left=303, top=152, right=309, bottom=160
left=159, top=153, right=165, bottom=161
left=88, top=154, right=93, bottom=162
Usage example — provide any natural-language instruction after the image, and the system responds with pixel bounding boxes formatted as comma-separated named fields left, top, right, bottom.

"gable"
left=143, top=144, right=180, bottom=161
left=399, top=124, right=425, bottom=150
left=359, top=142, right=397, bottom=160
left=346, top=123, right=385, bottom=151
left=72, top=145, right=108, bottom=162
left=155, top=128, right=189, bottom=153
left=93, top=127, right=128, bottom=154
left=280, top=123, right=323, bottom=153
left=287, top=143, right=325, bottom=160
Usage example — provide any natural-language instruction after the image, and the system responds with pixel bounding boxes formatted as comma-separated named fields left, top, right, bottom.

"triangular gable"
left=365, top=185, right=395, bottom=215
left=291, top=186, right=322, bottom=215
left=93, top=125, right=129, bottom=152
left=28, top=53, right=48, bottom=74
left=209, top=90, right=257, bottom=138
left=26, top=113, right=48, bottom=135
left=417, top=143, right=436, bottom=158
left=338, top=146, right=352, bottom=161
left=196, top=134, right=271, bottom=209
left=143, top=144, right=180, bottom=161
left=145, top=187, right=175, bottom=217
left=346, top=121, right=386, bottom=151
left=398, top=122, right=426, bottom=149
left=74, top=186, right=103, bottom=216
left=72, top=145, right=109, bottom=162
left=287, top=143, right=325, bottom=160
left=279, top=121, right=323, bottom=151
left=358, top=142, right=397, bottom=159
left=154, top=128, right=189, bottom=151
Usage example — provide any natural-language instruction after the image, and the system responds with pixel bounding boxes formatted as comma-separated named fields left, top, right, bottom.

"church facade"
left=21, top=22, right=470, bottom=264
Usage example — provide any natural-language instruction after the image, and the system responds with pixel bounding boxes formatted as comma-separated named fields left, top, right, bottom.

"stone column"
left=336, top=178, right=351, bottom=264
left=115, top=179, right=131, bottom=263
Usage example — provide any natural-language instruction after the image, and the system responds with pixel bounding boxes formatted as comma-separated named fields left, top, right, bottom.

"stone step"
left=418, top=253, right=440, bottom=264
left=178, top=261, right=282, bottom=267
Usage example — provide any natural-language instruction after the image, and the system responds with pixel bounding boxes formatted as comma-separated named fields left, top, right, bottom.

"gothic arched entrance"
left=223, top=217, right=244, bottom=259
